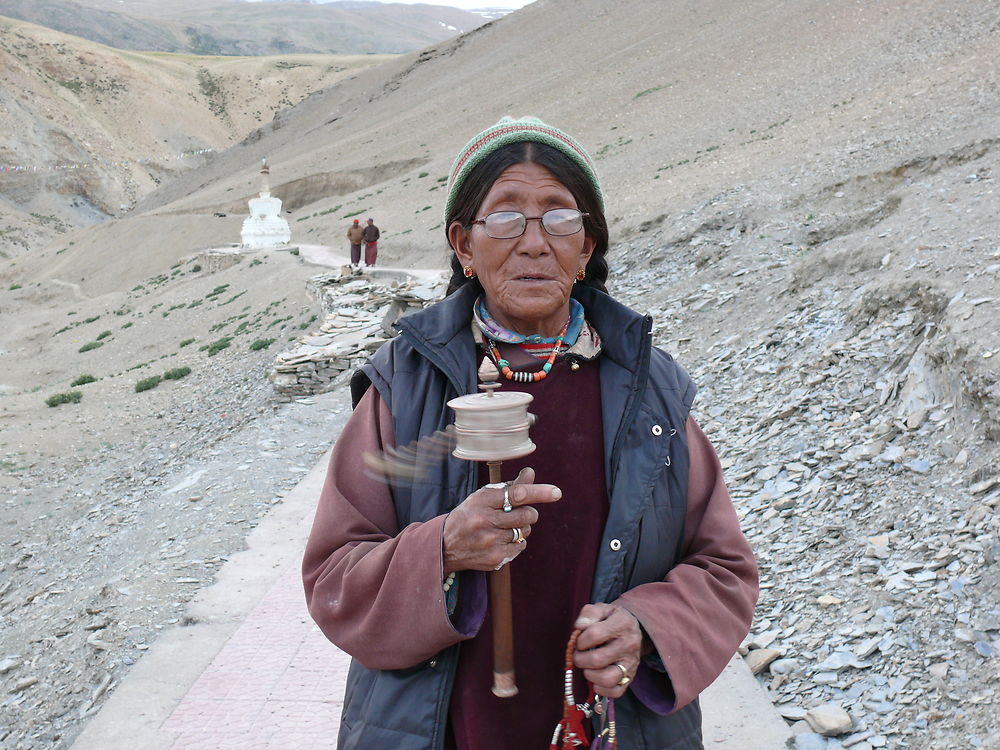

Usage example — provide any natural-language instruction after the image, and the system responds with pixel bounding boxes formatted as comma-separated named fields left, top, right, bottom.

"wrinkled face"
left=449, top=162, right=594, bottom=338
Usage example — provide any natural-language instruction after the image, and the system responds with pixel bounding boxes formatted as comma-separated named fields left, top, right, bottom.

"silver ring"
left=511, top=527, right=525, bottom=544
left=501, top=482, right=513, bottom=513
left=614, top=663, right=630, bottom=686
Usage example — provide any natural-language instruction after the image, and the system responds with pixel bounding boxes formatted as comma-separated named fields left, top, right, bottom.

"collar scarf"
left=472, top=296, right=602, bottom=361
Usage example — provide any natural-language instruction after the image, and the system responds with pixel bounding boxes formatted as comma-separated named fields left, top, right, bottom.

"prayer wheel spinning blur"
left=447, top=390, right=536, bottom=462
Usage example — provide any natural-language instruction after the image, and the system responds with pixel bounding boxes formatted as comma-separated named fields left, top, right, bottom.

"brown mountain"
left=0, top=15, right=395, bottom=255
left=0, top=0, right=488, bottom=55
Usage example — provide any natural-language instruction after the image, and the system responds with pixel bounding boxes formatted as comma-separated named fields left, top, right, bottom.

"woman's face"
left=449, top=162, right=594, bottom=338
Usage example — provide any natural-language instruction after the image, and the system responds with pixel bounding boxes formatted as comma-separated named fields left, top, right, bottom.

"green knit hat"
left=445, top=116, right=603, bottom=221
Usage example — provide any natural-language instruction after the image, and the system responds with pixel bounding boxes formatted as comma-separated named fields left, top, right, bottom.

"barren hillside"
left=0, top=15, right=395, bottom=254
left=0, top=0, right=997, bottom=748
left=126, top=0, right=1000, bottom=267
left=0, top=0, right=486, bottom=55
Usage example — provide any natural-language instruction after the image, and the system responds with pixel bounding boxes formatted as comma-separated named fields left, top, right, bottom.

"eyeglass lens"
left=482, top=209, right=584, bottom=239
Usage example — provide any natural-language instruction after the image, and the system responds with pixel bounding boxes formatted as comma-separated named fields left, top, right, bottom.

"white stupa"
left=240, top=158, right=291, bottom=249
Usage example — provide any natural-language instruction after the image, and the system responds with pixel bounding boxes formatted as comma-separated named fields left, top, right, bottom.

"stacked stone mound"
left=270, top=271, right=445, bottom=401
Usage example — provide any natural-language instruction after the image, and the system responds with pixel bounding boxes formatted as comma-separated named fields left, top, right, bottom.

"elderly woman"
left=303, top=117, right=758, bottom=750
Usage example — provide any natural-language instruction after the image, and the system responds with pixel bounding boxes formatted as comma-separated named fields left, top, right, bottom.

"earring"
left=576, top=268, right=586, bottom=282
left=464, top=265, right=476, bottom=279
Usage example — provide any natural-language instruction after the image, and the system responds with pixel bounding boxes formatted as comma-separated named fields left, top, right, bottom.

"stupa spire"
left=260, top=157, right=271, bottom=196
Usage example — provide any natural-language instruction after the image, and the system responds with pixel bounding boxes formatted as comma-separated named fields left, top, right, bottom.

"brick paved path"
left=163, top=565, right=350, bottom=749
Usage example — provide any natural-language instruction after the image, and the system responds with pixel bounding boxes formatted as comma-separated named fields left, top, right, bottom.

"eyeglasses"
left=470, top=208, right=589, bottom=239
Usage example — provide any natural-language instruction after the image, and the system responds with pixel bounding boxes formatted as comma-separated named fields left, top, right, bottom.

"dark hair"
left=444, top=142, right=609, bottom=295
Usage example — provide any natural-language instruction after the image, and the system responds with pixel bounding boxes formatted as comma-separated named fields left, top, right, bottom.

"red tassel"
left=550, top=629, right=617, bottom=749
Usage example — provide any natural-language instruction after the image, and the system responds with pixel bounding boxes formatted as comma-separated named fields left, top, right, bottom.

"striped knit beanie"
left=445, top=116, right=603, bottom=221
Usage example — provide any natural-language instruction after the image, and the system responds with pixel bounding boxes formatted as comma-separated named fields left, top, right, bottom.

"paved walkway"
left=162, top=564, right=349, bottom=749
left=72, top=430, right=792, bottom=750
left=296, top=244, right=445, bottom=285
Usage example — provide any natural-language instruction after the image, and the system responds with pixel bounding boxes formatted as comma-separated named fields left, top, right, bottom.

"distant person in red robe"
left=362, top=217, right=380, bottom=266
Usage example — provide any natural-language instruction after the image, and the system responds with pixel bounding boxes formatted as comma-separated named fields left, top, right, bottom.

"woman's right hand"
left=443, top=467, right=561, bottom=573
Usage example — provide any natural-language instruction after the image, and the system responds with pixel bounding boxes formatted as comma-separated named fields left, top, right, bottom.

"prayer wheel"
left=447, top=390, right=536, bottom=462
left=447, top=358, right=536, bottom=698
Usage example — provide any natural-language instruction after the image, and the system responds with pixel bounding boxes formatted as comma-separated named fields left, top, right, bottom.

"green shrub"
left=70, top=374, right=97, bottom=386
left=121, top=321, right=133, bottom=329
left=206, top=336, right=232, bottom=356
left=163, top=366, right=191, bottom=380
left=96, top=330, right=112, bottom=340
left=78, top=341, right=104, bottom=353
left=179, top=338, right=195, bottom=347
left=289, top=248, right=300, bottom=256
left=250, top=338, right=275, bottom=351
left=46, top=390, right=83, bottom=407
left=134, top=375, right=162, bottom=392
left=191, top=264, right=202, bottom=272
left=9, top=283, right=21, bottom=290
left=418, top=171, right=429, bottom=178
left=83, top=315, right=100, bottom=324
left=634, top=84, right=671, bottom=99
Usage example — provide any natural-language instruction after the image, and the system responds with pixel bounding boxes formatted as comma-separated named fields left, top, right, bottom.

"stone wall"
left=270, top=269, right=445, bottom=401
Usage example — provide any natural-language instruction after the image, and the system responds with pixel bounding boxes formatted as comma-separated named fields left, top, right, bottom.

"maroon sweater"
left=449, top=356, right=607, bottom=749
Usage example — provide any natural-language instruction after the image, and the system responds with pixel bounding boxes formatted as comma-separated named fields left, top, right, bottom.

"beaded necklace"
left=485, top=320, right=569, bottom=383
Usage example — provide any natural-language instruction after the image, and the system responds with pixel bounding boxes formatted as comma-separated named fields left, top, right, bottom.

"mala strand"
left=486, top=320, right=569, bottom=383
left=550, top=629, right=618, bottom=749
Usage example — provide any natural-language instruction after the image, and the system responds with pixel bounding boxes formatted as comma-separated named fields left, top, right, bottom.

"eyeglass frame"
left=468, top=208, right=591, bottom=240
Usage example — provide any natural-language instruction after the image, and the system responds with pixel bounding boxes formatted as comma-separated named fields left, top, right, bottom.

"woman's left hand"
left=573, top=603, right=644, bottom=698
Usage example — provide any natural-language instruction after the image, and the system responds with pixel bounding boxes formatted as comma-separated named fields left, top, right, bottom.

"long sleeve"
left=615, top=416, right=758, bottom=712
left=302, top=387, right=482, bottom=670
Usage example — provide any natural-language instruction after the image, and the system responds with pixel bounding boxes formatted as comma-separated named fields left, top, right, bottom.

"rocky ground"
left=614, top=141, right=999, bottom=749
left=0, top=333, right=352, bottom=748
left=0, top=263, right=453, bottom=748
left=1, top=396, right=347, bottom=746
left=2, top=135, right=997, bottom=748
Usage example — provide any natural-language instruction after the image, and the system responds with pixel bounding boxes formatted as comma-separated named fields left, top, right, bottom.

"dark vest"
left=343, top=284, right=702, bottom=749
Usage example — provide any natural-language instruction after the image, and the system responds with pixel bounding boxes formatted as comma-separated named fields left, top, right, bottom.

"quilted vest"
left=342, top=284, right=703, bottom=749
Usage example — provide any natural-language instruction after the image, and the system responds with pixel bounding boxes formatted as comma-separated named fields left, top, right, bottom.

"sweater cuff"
left=450, top=570, right=488, bottom=636
left=630, top=659, right=677, bottom=715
